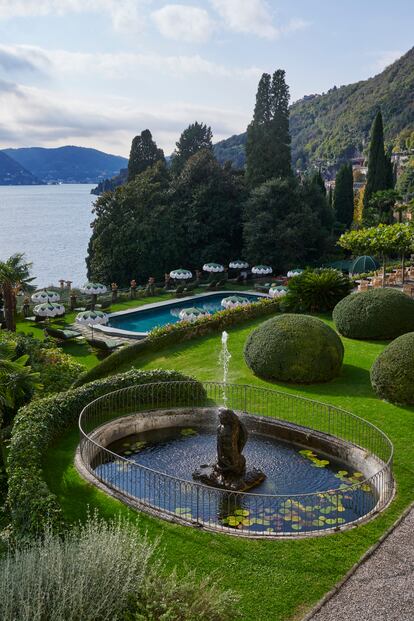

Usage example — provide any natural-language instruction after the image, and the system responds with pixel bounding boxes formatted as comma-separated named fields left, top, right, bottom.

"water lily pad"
left=291, top=524, right=302, bottom=531
left=361, top=484, right=372, bottom=492
left=241, top=518, right=253, bottom=527
left=175, top=507, right=192, bottom=515
left=324, top=518, right=337, bottom=526
left=181, top=428, right=198, bottom=437
left=337, top=470, right=348, bottom=476
left=234, top=509, right=250, bottom=516
left=226, top=516, right=242, bottom=527
left=311, top=519, right=325, bottom=527
left=123, top=450, right=132, bottom=456
left=353, top=472, right=364, bottom=478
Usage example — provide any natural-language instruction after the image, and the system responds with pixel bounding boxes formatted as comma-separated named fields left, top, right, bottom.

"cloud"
left=372, top=50, right=403, bottom=72
left=0, top=79, right=249, bottom=153
left=151, top=4, right=214, bottom=43
left=210, top=0, right=309, bottom=39
left=0, top=44, right=261, bottom=81
left=0, top=0, right=148, bottom=33
left=210, top=0, right=277, bottom=38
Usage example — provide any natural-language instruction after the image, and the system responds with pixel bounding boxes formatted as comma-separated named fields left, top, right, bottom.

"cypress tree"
left=363, top=111, right=389, bottom=209
left=246, top=70, right=291, bottom=186
left=127, top=129, right=164, bottom=182
left=311, top=170, right=326, bottom=195
left=334, top=163, right=354, bottom=229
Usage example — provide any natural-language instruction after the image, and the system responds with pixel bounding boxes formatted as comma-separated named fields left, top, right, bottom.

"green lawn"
left=44, top=314, right=414, bottom=621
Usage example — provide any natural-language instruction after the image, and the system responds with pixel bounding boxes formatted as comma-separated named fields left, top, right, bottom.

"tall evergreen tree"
left=246, top=70, right=291, bottom=186
left=171, top=122, right=213, bottom=176
left=127, top=130, right=164, bottom=182
left=363, top=111, right=391, bottom=209
left=311, top=170, right=326, bottom=196
left=334, top=163, right=354, bottom=229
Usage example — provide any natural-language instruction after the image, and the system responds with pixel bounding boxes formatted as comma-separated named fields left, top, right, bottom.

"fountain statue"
left=193, top=407, right=266, bottom=491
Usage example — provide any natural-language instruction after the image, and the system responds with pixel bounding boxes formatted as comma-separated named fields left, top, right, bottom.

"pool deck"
left=94, top=290, right=269, bottom=339
left=304, top=502, right=414, bottom=621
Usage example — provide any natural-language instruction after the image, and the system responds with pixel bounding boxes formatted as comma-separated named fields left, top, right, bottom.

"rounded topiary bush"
left=243, top=314, right=344, bottom=383
left=370, top=332, right=414, bottom=404
left=333, top=288, right=414, bottom=340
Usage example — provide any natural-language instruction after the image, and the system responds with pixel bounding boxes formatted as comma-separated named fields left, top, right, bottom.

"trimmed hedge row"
left=7, top=369, right=204, bottom=537
left=73, top=297, right=280, bottom=387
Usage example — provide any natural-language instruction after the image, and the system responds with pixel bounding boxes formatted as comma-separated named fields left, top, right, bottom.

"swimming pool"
left=104, top=291, right=265, bottom=337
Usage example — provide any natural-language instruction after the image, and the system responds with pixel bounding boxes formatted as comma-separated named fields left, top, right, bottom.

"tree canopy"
left=127, top=130, right=165, bottom=182
left=246, top=70, right=291, bottom=186
left=170, top=122, right=213, bottom=176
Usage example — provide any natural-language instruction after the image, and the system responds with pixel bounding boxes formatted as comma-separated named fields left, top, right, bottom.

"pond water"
left=94, top=425, right=377, bottom=534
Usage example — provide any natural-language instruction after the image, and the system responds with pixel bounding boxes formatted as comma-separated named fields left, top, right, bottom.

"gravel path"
left=308, top=506, right=414, bottom=621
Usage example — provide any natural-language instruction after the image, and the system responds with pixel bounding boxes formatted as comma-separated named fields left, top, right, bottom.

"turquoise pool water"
left=109, top=293, right=263, bottom=334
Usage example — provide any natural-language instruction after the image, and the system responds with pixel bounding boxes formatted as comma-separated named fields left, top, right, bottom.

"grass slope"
left=44, top=315, right=414, bottom=621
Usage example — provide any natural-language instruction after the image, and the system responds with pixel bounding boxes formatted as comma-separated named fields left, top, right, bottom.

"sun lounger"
left=86, top=337, right=125, bottom=352
left=44, top=326, right=82, bottom=341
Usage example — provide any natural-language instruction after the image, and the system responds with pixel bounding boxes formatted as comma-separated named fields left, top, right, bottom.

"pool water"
left=108, top=292, right=262, bottom=333
left=95, top=426, right=377, bottom=534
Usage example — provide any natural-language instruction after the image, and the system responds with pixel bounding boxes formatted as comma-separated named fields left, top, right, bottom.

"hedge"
left=333, top=288, right=414, bottom=340
left=7, top=369, right=205, bottom=537
left=73, top=297, right=280, bottom=387
left=244, top=314, right=344, bottom=383
left=370, top=332, right=414, bottom=404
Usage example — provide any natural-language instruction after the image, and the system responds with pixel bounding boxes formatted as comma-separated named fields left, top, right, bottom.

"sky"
left=0, top=0, right=412, bottom=157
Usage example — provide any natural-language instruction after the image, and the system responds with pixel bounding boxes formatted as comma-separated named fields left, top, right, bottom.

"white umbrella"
left=80, top=282, right=107, bottom=295
left=31, top=289, right=60, bottom=304
left=252, top=265, right=272, bottom=275
left=221, top=295, right=250, bottom=309
left=287, top=269, right=303, bottom=278
left=269, top=286, right=288, bottom=298
left=170, top=269, right=192, bottom=280
left=203, top=263, right=224, bottom=273
left=179, top=307, right=210, bottom=322
left=33, top=302, right=65, bottom=318
left=76, top=310, right=109, bottom=325
left=229, top=260, right=249, bottom=269
left=76, top=309, right=109, bottom=338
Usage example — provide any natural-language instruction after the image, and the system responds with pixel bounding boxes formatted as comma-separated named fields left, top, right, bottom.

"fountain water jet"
left=193, top=331, right=266, bottom=491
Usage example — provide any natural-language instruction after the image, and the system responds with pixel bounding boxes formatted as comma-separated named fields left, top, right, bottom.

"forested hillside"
left=214, top=47, right=414, bottom=169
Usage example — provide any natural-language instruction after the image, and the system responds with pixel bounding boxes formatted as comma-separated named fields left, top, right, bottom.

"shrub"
left=370, top=332, right=414, bottom=404
left=283, top=268, right=353, bottom=312
left=0, top=515, right=238, bottom=621
left=73, top=297, right=280, bottom=387
left=0, top=331, right=85, bottom=393
left=7, top=369, right=205, bottom=537
left=333, top=288, right=414, bottom=340
left=244, top=314, right=344, bottom=383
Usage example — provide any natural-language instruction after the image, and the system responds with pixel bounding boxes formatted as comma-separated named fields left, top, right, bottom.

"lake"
left=0, top=184, right=96, bottom=287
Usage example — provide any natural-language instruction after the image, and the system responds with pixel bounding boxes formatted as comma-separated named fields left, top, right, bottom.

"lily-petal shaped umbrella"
left=170, top=269, right=193, bottom=280
left=178, top=307, right=209, bottom=322
left=31, top=289, right=60, bottom=304
left=80, top=282, right=107, bottom=295
left=287, top=269, right=304, bottom=278
left=33, top=302, right=65, bottom=317
left=203, top=263, right=225, bottom=273
left=76, top=310, right=109, bottom=325
left=269, top=285, right=288, bottom=298
left=221, top=295, right=250, bottom=309
left=229, top=260, right=249, bottom=269
left=252, top=265, right=272, bottom=275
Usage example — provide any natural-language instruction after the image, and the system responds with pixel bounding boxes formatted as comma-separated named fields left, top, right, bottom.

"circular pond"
left=77, top=382, right=394, bottom=538
left=94, top=424, right=376, bottom=534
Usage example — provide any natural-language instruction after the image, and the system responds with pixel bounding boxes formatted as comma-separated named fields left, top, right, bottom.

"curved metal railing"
left=78, top=382, right=394, bottom=537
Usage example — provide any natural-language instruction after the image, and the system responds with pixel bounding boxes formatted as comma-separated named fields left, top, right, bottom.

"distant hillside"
left=2, top=146, right=128, bottom=184
left=91, top=168, right=128, bottom=195
left=211, top=47, right=414, bottom=170
left=0, top=151, right=44, bottom=185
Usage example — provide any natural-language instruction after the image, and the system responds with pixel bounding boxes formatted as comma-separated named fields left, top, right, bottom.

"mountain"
left=2, top=146, right=128, bottom=184
left=0, top=151, right=44, bottom=185
left=212, top=47, right=414, bottom=170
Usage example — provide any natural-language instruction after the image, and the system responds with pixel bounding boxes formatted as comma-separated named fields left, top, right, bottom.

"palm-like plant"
left=283, top=268, right=353, bottom=313
left=0, top=254, right=35, bottom=331
left=0, top=341, right=42, bottom=473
